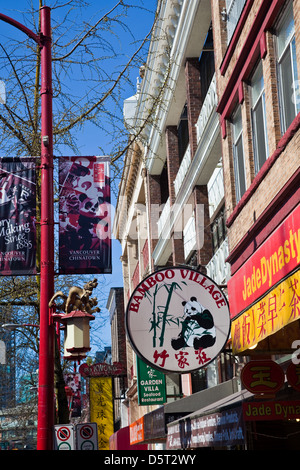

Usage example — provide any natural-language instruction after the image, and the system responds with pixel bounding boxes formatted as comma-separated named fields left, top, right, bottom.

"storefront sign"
left=241, top=360, right=285, bottom=396
left=58, top=156, right=111, bottom=274
left=130, top=417, right=145, bottom=445
left=228, top=204, right=300, bottom=319
left=167, top=407, right=244, bottom=449
left=79, top=361, right=125, bottom=378
left=137, top=356, right=166, bottom=405
left=126, top=267, right=230, bottom=373
left=231, top=269, right=300, bottom=354
left=90, top=377, right=113, bottom=450
left=243, top=400, right=300, bottom=421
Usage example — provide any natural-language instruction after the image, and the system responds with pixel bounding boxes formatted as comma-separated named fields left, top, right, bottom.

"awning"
left=166, top=388, right=252, bottom=450
left=109, top=426, right=148, bottom=450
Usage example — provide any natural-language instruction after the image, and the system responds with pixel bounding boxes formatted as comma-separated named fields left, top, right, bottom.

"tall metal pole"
left=37, top=5, right=55, bottom=451
left=0, top=6, right=54, bottom=451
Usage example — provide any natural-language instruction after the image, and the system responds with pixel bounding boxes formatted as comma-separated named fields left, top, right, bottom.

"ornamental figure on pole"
left=49, top=278, right=100, bottom=315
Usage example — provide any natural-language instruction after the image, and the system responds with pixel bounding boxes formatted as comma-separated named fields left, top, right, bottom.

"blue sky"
left=0, top=1, right=157, bottom=351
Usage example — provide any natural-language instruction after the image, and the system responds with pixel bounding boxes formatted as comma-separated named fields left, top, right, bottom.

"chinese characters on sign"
left=89, top=377, right=113, bottom=450
left=241, top=360, right=285, bottom=396
left=126, top=267, right=230, bottom=373
left=136, top=356, right=166, bottom=405
left=231, top=269, right=300, bottom=354
left=227, top=205, right=300, bottom=318
left=241, top=360, right=300, bottom=395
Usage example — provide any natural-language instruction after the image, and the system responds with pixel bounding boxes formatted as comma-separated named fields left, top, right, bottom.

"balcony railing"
left=157, top=198, right=170, bottom=238
left=206, top=238, right=231, bottom=285
left=196, top=73, right=218, bottom=143
left=174, top=145, right=191, bottom=196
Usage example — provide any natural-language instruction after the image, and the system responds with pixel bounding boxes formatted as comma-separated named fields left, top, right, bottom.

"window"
left=276, top=2, right=300, bottom=133
left=211, top=206, right=227, bottom=255
left=225, top=0, right=247, bottom=44
left=250, top=62, right=269, bottom=173
left=177, top=104, right=189, bottom=161
left=232, top=107, right=246, bottom=202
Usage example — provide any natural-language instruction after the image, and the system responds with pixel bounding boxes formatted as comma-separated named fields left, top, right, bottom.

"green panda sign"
left=126, top=267, right=230, bottom=374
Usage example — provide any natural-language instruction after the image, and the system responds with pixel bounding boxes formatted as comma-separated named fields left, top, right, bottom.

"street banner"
left=58, top=156, right=111, bottom=274
left=0, top=157, right=36, bottom=275
left=90, top=377, right=114, bottom=450
left=64, top=372, right=82, bottom=417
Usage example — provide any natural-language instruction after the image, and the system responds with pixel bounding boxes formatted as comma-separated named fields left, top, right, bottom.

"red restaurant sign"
left=241, top=360, right=285, bottom=396
left=227, top=204, right=300, bottom=319
left=79, top=362, right=125, bottom=378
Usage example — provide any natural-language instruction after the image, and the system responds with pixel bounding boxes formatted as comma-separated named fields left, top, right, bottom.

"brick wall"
left=185, top=58, right=202, bottom=158
left=213, top=0, right=300, bottom=254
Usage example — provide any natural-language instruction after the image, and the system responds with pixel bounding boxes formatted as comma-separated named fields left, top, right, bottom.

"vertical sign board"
left=137, top=356, right=166, bottom=405
left=0, top=157, right=36, bottom=275
left=76, top=423, right=98, bottom=450
left=58, top=156, right=111, bottom=275
left=90, top=377, right=114, bottom=450
left=54, top=424, right=75, bottom=450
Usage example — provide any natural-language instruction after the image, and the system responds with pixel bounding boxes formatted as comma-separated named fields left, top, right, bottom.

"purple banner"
left=59, top=156, right=111, bottom=274
left=0, top=157, right=36, bottom=275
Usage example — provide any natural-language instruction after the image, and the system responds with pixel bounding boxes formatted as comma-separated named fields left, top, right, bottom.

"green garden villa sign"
left=137, top=356, right=166, bottom=406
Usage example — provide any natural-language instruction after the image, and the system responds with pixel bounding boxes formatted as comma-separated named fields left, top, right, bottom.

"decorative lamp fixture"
left=60, top=310, right=95, bottom=360
left=49, top=278, right=100, bottom=362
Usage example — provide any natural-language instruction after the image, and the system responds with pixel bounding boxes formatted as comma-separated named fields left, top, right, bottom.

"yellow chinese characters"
left=232, top=269, right=300, bottom=354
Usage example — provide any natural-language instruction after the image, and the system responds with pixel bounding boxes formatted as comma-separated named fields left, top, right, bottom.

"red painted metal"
left=0, top=5, right=54, bottom=451
left=37, top=6, right=55, bottom=451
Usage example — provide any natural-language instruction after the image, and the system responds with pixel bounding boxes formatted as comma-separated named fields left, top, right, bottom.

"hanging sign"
left=241, top=360, right=285, bottom=396
left=79, top=361, right=125, bottom=378
left=58, top=156, right=111, bottom=274
left=126, top=266, right=230, bottom=374
left=137, top=356, right=166, bottom=406
left=90, top=377, right=113, bottom=450
left=0, top=157, right=36, bottom=275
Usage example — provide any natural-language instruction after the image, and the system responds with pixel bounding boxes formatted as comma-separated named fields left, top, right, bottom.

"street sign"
left=76, top=423, right=98, bottom=450
left=126, top=266, right=230, bottom=373
left=54, top=424, right=75, bottom=450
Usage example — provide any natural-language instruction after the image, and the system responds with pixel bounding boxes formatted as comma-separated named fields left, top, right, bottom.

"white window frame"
left=225, top=0, right=247, bottom=44
left=276, top=2, right=300, bottom=133
left=232, top=107, right=246, bottom=203
left=250, top=62, right=269, bottom=174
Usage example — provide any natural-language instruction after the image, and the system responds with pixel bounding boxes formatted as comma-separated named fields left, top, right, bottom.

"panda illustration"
left=171, top=297, right=216, bottom=351
left=77, top=193, right=104, bottom=249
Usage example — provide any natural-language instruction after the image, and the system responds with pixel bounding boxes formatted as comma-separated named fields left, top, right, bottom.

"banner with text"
left=0, top=157, right=36, bottom=275
left=231, top=268, right=300, bottom=354
left=90, top=377, right=114, bottom=450
left=59, top=156, right=111, bottom=274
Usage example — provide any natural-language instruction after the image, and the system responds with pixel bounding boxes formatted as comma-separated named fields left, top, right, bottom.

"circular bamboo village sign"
left=126, top=266, right=231, bottom=374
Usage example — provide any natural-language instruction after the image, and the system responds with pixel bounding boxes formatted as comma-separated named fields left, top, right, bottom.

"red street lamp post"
left=0, top=7, right=54, bottom=450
